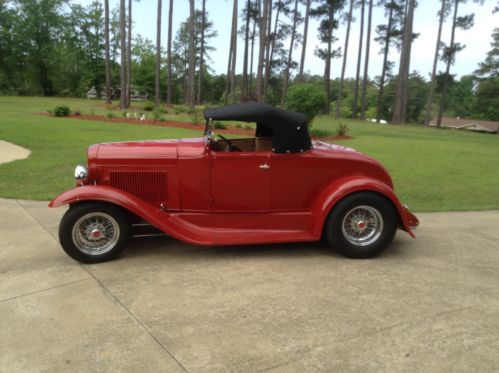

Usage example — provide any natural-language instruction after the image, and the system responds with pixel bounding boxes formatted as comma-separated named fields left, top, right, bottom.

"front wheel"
left=59, top=202, right=130, bottom=263
left=324, top=192, right=397, bottom=258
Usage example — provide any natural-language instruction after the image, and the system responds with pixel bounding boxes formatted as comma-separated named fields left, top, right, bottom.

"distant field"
left=1, top=96, right=498, bottom=212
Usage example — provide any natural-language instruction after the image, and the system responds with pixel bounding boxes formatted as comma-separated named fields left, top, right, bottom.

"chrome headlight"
left=74, top=165, right=88, bottom=180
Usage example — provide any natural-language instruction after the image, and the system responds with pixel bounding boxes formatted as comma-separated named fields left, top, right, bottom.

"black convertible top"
left=203, top=102, right=311, bottom=153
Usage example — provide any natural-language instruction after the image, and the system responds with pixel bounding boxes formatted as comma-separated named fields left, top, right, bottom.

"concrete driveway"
left=1, top=198, right=498, bottom=372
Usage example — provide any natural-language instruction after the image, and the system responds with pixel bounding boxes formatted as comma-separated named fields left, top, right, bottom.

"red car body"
left=49, top=102, right=418, bottom=262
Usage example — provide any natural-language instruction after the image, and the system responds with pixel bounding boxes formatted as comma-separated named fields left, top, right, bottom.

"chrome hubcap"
left=72, top=212, right=120, bottom=255
left=341, top=205, right=383, bottom=246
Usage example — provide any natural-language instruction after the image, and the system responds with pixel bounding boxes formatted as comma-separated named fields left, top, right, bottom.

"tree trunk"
left=119, top=0, right=127, bottom=109
left=155, top=0, right=162, bottom=106
left=187, top=0, right=196, bottom=110
left=336, top=0, right=354, bottom=118
left=230, top=0, right=238, bottom=103
left=425, top=0, right=447, bottom=126
left=126, top=0, right=132, bottom=107
left=256, top=0, right=268, bottom=101
left=375, top=5, right=393, bottom=122
left=264, top=0, right=281, bottom=100
left=262, top=0, right=273, bottom=101
left=298, top=0, right=311, bottom=82
left=324, top=3, right=334, bottom=114
left=352, top=0, right=365, bottom=118
left=197, top=0, right=206, bottom=105
left=242, top=0, right=251, bottom=99
left=104, top=0, right=112, bottom=104
left=360, top=0, right=373, bottom=120
left=166, top=0, right=173, bottom=105
left=281, top=0, right=299, bottom=105
left=437, top=0, right=458, bottom=127
left=249, top=0, right=257, bottom=92
left=392, top=0, right=415, bottom=125
left=224, top=17, right=234, bottom=104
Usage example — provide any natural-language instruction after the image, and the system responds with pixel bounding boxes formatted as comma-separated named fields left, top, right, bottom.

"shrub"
left=53, top=106, right=71, bottom=117
left=214, top=121, right=226, bottom=129
left=107, top=112, right=115, bottom=119
left=175, top=105, right=187, bottom=114
left=153, top=108, right=162, bottom=121
left=74, top=109, right=81, bottom=116
left=143, top=102, right=155, bottom=111
left=336, top=123, right=349, bottom=137
left=286, top=84, right=326, bottom=125
left=310, top=128, right=333, bottom=138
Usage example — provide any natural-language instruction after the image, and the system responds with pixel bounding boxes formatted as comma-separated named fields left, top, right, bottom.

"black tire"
left=324, top=192, right=397, bottom=259
left=59, top=202, right=130, bottom=263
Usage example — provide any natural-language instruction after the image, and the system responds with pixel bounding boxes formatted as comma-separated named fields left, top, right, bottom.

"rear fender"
left=49, top=185, right=212, bottom=245
left=311, top=176, right=417, bottom=238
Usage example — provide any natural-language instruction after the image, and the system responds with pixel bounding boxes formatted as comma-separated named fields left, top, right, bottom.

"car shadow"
left=120, top=234, right=407, bottom=261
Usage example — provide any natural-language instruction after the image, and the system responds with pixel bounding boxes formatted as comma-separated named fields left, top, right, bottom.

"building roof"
left=429, top=117, right=499, bottom=133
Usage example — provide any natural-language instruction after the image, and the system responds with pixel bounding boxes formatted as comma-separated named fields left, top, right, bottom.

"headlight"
left=74, top=165, right=88, bottom=180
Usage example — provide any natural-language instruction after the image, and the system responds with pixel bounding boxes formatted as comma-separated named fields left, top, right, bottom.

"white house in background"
left=429, top=117, right=499, bottom=134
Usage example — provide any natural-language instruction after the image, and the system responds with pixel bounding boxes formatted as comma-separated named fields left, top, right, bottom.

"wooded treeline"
left=0, top=0, right=498, bottom=123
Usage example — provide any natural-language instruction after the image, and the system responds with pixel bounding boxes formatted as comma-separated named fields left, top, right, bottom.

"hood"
left=96, top=139, right=179, bottom=161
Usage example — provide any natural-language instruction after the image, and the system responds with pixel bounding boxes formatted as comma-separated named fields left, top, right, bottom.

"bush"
left=174, top=105, right=187, bottom=114
left=107, top=112, right=115, bottom=119
left=336, top=123, right=349, bottom=137
left=286, top=84, right=326, bottom=125
left=153, top=108, right=162, bottom=121
left=189, top=110, right=202, bottom=125
left=53, top=106, right=71, bottom=117
left=214, top=121, right=226, bottom=129
left=143, top=102, right=155, bottom=111
left=74, top=109, right=81, bottom=116
left=310, top=128, right=333, bottom=138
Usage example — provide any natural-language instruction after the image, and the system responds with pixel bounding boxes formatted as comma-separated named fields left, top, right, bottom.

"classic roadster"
left=49, top=102, right=418, bottom=263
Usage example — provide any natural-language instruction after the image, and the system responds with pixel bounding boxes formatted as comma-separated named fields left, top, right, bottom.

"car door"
left=209, top=150, right=271, bottom=212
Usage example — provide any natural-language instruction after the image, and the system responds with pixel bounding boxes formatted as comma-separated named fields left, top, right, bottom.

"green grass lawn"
left=1, top=96, right=499, bottom=212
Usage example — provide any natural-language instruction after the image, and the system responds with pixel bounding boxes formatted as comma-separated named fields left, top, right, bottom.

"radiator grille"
left=109, top=170, right=168, bottom=203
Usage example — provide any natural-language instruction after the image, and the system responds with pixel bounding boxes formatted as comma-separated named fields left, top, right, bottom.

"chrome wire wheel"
left=341, top=205, right=384, bottom=247
left=71, top=212, right=120, bottom=256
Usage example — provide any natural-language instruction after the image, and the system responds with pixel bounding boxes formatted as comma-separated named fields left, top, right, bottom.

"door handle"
left=259, top=163, right=270, bottom=169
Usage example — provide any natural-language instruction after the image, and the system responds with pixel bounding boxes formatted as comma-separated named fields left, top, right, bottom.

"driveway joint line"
left=15, top=200, right=190, bottom=372
left=82, top=267, right=190, bottom=373
left=0, top=278, right=90, bottom=304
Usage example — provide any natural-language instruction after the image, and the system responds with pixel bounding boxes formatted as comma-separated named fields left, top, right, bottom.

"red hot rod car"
left=49, top=102, right=418, bottom=263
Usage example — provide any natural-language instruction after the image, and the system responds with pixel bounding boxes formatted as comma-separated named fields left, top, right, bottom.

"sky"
left=80, top=0, right=498, bottom=80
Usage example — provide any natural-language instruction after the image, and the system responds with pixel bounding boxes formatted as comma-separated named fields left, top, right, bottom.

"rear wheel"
left=324, top=192, right=397, bottom=258
left=59, top=202, right=130, bottom=263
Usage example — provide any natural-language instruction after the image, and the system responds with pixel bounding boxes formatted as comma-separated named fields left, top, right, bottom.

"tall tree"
left=155, top=0, right=162, bottom=105
left=119, top=0, right=127, bottom=108
left=197, top=0, right=206, bottom=104
left=352, top=0, right=365, bottom=118
left=391, top=0, right=416, bottom=124
left=249, top=0, right=259, bottom=91
left=312, top=0, right=343, bottom=114
left=104, top=0, right=112, bottom=103
left=424, top=0, right=449, bottom=126
left=166, top=0, right=173, bottom=104
left=186, top=0, right=195, bottom=109
left=281, top=0, right=300, bottom=104
left=436, top=0, right=477, bottom=126
left=230, top=0, right=238, bottom=103
left=126, top=0, right=133, bottom=106
left=335, top=0, right=354, bottom=118
left=375, top=0, right=403, bottom=122
left=256, top=0, right=269, bottom=101
left=360, top=0, right=373, bottom=119
left=298, top=0, right=311, bottom=82
left=241, top=0, right=251, bottom=97
left=262, top=0, right=274, bottom=101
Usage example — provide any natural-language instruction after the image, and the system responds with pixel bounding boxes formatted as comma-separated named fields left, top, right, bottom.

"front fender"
left=311, top=176, right=418, bottom=238
left=49, top=186, right=216, bottom=246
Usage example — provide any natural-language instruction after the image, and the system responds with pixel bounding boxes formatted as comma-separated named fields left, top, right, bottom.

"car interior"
left=210, top=136, right=273, bottom=152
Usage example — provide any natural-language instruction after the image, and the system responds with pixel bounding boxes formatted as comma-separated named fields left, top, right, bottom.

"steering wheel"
left=217, top=134, right=240, bottom=152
